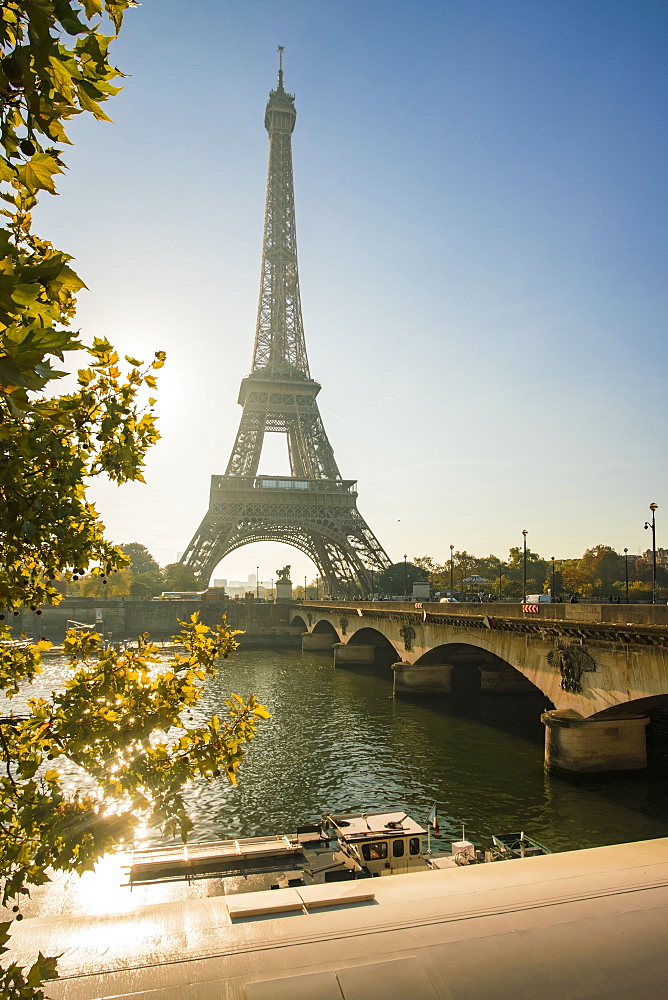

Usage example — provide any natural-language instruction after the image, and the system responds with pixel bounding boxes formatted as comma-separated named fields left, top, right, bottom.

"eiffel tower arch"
left=181, top=52, right=391, bottom=597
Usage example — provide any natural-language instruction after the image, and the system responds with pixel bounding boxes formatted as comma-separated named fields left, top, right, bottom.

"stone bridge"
left=292, top=601, right=668, bottom=775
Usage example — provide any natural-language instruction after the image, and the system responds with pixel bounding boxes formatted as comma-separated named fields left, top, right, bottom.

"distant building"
left=642, top=548, right=668, bottom=568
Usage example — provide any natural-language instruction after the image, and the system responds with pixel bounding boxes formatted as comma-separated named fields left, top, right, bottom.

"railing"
left=298, top=600, right=668, bottom=628
left=210, top=476, right=356, bottom=493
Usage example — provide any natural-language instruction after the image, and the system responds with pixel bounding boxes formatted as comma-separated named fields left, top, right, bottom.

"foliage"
left=77, top=566, right=132, bottom=596
left=0, top=6, right=268, bottom=998
left=0, top=615, right=268, bottom=912
left=120, top=543, right=160, bottom=577
left=0, top=918, right=57, bottom=1000
left=121, top=543, right=162, bottom=595
left=0, top=0, right=137, bottom=403
left=377, top=561, right=426, bottom=595
left=161, top=562, right=200, bottom=594
left=411, top=545, right=666, bottom=601
left=412, top=556, right=443, bottom=590
left=0, top=0, right=158, bottom=614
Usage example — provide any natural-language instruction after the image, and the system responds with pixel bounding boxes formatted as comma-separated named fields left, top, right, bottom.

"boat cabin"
left=326, top=811, right=431, bottom=876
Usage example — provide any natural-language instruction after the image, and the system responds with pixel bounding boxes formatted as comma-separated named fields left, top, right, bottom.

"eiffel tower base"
left=182, top=475, right=389, bottom=598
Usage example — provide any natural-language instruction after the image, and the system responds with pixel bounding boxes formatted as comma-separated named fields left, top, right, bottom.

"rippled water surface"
left=184, top=648, right=668, bottom=852
left=8, top=647, right=668, bottom=852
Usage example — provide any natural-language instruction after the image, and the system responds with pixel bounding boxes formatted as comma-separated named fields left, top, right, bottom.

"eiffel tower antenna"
left=180, top=58, right=391, bottom=596
left=277, top=45, right=284, bottom=90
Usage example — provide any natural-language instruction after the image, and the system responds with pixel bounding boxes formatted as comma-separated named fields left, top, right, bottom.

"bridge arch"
left=312, top=619, right=338, bottom=636
left=347, top=626, right=395, bottom=648
left=290, top=614, right=308, bottom=631
left=592, top=694, right=668, bottom=720
left=346, top=626, right=397, bottom=664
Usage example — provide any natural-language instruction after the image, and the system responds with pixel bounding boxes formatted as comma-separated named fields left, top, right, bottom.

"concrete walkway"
left=8, top=838, right=668, bottom=999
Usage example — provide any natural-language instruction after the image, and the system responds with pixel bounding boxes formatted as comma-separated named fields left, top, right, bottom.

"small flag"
left=427, top=804, right=440, bottom=835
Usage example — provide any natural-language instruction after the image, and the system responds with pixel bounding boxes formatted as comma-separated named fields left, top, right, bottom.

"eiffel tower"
left=181, top=52, right=391, bottom=597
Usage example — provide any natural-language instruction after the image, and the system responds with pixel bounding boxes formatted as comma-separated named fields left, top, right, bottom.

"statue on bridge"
left=547, top=644, right=596, bottom=694
left=276, top=565, right=291, bottom=581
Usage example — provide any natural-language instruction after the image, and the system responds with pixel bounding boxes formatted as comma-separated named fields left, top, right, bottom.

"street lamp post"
left=644, top=503, right=658, bottom=604
left=256, top=566, right=259, bottom=600
left=271, top=578, right=274, bottom=603
left=403, top=554, right=407, bottom=601
left=551, top=556, right=555, bottom=601
left=304, top=575, right=307, bottom=600
left=522, top=530, right=528, bottom=603
left=623, top=549, right=629, bottom=604
left=450, top=544, right=454, bottom=594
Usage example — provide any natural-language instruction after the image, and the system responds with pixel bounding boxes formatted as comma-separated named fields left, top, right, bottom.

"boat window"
left=361, top=841, right=388, bottom=861
left=409, top=837, right=421, bottom=856
left=392, top=839, right=405, bottom=858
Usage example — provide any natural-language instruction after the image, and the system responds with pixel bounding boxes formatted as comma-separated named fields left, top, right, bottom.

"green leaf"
left=10, top=284, right=41, bottom=307
left=81, top=0, right=104, bottom=16
left=0, top=158, right=16, bottom=183
left=16, top=154, right=66, bottom=195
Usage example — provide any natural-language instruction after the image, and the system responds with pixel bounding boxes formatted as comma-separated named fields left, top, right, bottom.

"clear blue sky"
left=38, top=0, right=668, bottom=583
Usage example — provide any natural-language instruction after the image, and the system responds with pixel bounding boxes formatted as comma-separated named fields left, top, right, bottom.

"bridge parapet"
left=297, top=601, right=668, bottom=649
left=299, top=600, right=668, bottom=627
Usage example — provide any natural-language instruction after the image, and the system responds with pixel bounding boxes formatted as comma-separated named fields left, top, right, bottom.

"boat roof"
left=328, top=811, right=426, bottom=840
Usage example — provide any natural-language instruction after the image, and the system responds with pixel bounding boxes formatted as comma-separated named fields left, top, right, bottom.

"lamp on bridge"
left=644, top=503, right=658, bottom=605
left=623, top=549, right=629, bottom=604
left=256, top=565, right=259, bottom=600
left=403, top=554, right=408, bottom=601
left=551, top=556, right=555, bottom=601
left=522, top=530, right=528, bottom=603
left=450, top=544, right=454, bottom=594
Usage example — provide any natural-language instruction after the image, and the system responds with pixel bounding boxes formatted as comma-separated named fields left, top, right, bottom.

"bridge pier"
left=302, top=632, right=336, bottom=652
left=333, top=643, right=376, bottom=667
left=392, top=661, right=453, bottom=695
left=542, top=710, right=649, bottom=773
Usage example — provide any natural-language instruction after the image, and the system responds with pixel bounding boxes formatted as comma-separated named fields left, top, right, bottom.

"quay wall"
left=8, top=596, right=301, bottom=645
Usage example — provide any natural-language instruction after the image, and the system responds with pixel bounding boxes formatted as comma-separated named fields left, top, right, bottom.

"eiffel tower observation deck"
left=181, top=52, right=391, bottom=597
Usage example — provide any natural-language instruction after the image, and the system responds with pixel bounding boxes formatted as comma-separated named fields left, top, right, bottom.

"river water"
left=180, top=646, right=668, bottom=853
left=8, top=646, right=668, bottom=854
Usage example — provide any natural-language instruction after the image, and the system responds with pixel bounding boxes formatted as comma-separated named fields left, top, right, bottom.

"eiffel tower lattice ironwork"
left=181, top=54, right=391, bottom=596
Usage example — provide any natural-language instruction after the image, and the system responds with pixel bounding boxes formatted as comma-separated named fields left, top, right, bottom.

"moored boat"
left=128, top=809, right=549, bottom=894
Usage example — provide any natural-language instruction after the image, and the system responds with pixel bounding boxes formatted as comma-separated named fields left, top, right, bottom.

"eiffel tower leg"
left=181, top=515, right=239, bottom=586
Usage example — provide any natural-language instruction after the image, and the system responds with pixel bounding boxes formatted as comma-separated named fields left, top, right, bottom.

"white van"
left=525, top=594, right=551, bottom=603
